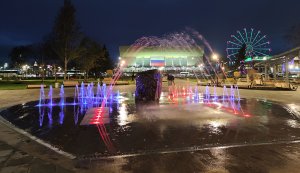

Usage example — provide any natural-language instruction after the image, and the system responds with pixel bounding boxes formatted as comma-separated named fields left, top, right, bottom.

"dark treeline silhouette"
left=8, top=0, right=113, bottom=80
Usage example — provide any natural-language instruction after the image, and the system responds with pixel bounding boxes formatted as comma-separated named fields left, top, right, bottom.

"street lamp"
left=22, top=64, right=29, bottom=78
left=120, top=60, right=125, bottom=67
left=212, top=53, right=220, bottom=86
left=4, top=63, right=8, bottom=69
left=198, top=63, right=204, bottom=70
left=212, top=53, right=219, bottom=61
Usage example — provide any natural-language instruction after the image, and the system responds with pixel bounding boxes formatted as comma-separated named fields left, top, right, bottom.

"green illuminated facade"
left=119, top=46, right=204, bottom=68
left=245, top=56, right=272, bottom=62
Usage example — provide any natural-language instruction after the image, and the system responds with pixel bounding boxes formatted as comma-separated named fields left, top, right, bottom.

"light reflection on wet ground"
left=0, top=91, right=300, bottom=161
left=83, top=143, right=300, bottom=173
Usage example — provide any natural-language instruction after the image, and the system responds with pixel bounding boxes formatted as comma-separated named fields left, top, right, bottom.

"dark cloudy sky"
left=0, top=0, right=299, bottom=62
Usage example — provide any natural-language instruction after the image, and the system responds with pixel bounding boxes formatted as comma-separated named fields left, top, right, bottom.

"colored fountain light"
left=34, top=29, right=253, bottom=156
left=59, top=85, right=64, bottom=106
left=36, top=82, right=120, bottom=108
left=167, top=84, right=248, bottom=117
left=7, top=28, right=300, bottom=163
left=4, top=82, right=298, bottom=159
left=48, top=85, right=53, bottom=106
left=39, top=85, right=45, bottom=106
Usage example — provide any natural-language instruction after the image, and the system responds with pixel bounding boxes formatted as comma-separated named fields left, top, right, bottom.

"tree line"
left=9, top=0, right=113, bottom=80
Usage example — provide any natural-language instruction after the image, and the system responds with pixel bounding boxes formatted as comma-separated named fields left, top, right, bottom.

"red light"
left=244, top=114, right=250, bottom=117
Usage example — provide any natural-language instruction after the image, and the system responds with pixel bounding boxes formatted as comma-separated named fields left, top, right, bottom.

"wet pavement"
left=90, top=142, right=300, bottom=173
left=2, top=92, right=300, bottom=158
left=0, top=140, right=73, bottom=173
left=0, top=80, right=300, bottom=172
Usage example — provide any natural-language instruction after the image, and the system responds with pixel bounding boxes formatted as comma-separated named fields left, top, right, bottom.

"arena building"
left=119, top=46, right=204, bottom=72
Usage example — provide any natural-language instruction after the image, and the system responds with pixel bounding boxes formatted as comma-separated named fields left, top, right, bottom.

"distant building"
left=119, top=46, right=204, bottom=72
left=255, top=46, right=300, bottom=79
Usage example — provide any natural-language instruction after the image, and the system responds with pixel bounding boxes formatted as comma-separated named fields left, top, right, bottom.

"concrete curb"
left=0, top=116, right=76, bottom=160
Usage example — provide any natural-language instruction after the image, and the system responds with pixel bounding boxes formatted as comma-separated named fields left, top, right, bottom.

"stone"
left=55, top=166, right=74, bottom=173
left=0, top=165, right=29, bottom=173
left=0, top=149, right=13, bottom=157
left=0, top=157, right=6, bottom=164
left=135, top=70, right=162, bottom=102
left=28, top=159, right=56, bottom=173
left=6, top=155, right=33, bottom=167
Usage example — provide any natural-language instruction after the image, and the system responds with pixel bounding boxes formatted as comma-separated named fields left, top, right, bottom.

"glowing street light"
left=158, top=67, right=164, bottom=71
left=211, top=53, right=220, bottom=86
left=22, top=64, right=30, bottom=78
left=22, top=64, right=29, bottom=71
left=4, top=63, right=8, bottom=69
left=212, top=53, right=219, bottom=61
left=120, top=60, right=126, bottom=66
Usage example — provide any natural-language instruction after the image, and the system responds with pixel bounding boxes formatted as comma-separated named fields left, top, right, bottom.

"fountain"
left=235, top=85, right=241, bottom=101
left=230, top=85, right=234, bottom=101
left=222, top=85, right=229, bottom=102
left=74, top=84, right=79, bottom=104
left=213, top=85, right=218, bottom=102
left=3, top=81, right=299, bottom=162
left=33, top=27, right=250, bottom=156
left=36, top=81, right=122, bottom=109
left=48, top=85, right=53, bottom=106
left=205, top=85, right=210, bottom=101
left=5, top=29, right=298, bottom=162
left=39, top=106, right=44, bottom=127
left=47, top=106, right=53, bottom=127
left=39, top=85, right=45, bottom=106
left=60, top=85, right=64, bottom=106
left=96, top=82, right=101, bottom=104
left=194, top=86, right=199, bottom=101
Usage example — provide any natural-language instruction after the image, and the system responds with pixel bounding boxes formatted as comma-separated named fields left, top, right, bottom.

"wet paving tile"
left=28, top=158, right=56, bottom=173
left=1, top=88, right=300, bottom=172
left=1, top=93, right=300, bottom=158
left=0, top=150, right=13, bottom=158
left=0, top=165, right=29, bottom=173
left=5, top=155, right=33, bottom=167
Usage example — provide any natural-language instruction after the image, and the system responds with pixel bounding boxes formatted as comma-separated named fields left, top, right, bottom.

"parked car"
left=276, top=73, right=284, bottom=77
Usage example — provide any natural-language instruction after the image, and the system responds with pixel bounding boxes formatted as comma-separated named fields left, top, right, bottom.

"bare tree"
left=51, top=0, right=83, bottom=80
left=78, top=37, right=104, bottom=80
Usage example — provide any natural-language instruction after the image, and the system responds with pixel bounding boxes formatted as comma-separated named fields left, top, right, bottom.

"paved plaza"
left=1, top=0, right=300, bottom=172
left=0, top=80, right=300, bottom=173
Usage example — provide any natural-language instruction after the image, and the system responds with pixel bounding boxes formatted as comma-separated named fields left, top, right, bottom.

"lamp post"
left=120, top=60, right=125, bottom=67
left=212, top=53, right=220, bottom=86
left=212, top=54, right=219, bottom=61
left=22, top=64, right=29, bottom=79
left=4, top=63, right=8, bottom=70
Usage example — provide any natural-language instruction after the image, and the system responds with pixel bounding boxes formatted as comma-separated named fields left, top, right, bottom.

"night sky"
left=0, top=0, right=300, bottom=62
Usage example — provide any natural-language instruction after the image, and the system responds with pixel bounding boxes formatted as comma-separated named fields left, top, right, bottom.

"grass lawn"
left=0, top=78, right=134, bottom=90
left=0, top=82, right=27, bottom=90
left=0, top=80, right=61, bottom=90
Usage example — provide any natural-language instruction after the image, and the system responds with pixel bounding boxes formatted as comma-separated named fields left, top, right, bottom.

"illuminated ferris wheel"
left=226, top=28, right=271, bottom=61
